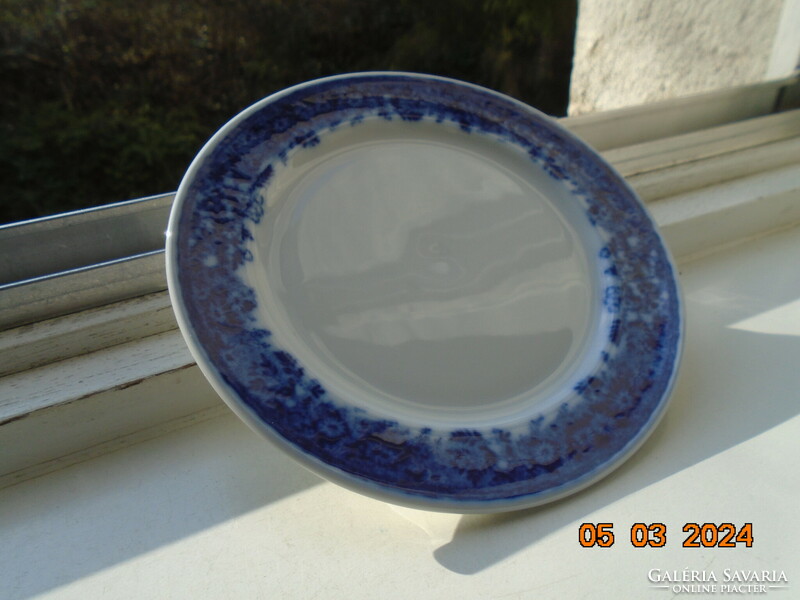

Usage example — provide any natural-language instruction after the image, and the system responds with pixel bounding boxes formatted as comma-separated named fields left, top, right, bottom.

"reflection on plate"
left=166, top=72, right=683, bottom=513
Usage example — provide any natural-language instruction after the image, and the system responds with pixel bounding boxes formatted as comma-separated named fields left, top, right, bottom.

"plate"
left=166, top=72, right=683, bottom=513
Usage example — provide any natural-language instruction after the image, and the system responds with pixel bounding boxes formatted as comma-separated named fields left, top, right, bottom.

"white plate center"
left=251, top=120, right=597, bottom=416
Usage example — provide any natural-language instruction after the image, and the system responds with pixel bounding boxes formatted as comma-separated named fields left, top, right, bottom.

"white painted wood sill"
left=1, top=76, right=799, bottom=490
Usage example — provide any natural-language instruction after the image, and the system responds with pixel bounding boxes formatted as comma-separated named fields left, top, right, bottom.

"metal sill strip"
left=1, top=75, right=798, bottom=331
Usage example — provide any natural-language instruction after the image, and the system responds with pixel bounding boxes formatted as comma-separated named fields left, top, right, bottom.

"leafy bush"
left=0, top=0, right=576, bottom=223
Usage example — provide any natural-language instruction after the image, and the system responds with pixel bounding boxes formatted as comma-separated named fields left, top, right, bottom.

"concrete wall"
left=569, top=0, right=786, bottom=115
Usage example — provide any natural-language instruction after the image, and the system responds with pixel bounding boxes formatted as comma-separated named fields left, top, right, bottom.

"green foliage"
left=0, top=0, right=576, bottom=223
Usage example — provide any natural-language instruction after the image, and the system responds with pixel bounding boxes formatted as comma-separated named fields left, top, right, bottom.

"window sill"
left=1, top=77, right=799, bottom=488
left=4, top=194, right=799, bottom=599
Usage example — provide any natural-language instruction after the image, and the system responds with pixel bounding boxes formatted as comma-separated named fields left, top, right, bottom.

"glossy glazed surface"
left=249, top=119, right=600, bottom=425
left=167, top=73, right=682, bottom=512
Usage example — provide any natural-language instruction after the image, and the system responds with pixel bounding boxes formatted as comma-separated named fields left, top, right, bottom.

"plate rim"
left=166, top=71, right=684, bottom=513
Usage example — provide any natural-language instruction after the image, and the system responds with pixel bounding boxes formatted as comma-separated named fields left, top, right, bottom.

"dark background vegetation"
left=0, top=0, right=577, bottom=224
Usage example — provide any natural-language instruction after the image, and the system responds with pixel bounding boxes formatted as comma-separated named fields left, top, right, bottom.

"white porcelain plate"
left=167, top=73, right=683, bottom=512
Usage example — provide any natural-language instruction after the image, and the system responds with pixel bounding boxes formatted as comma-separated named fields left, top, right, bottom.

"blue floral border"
left=173, top=74, right=682, bottom=506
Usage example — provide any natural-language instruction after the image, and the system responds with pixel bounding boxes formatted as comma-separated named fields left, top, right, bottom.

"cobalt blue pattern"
left=172, top=73, right=682, bottom=507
